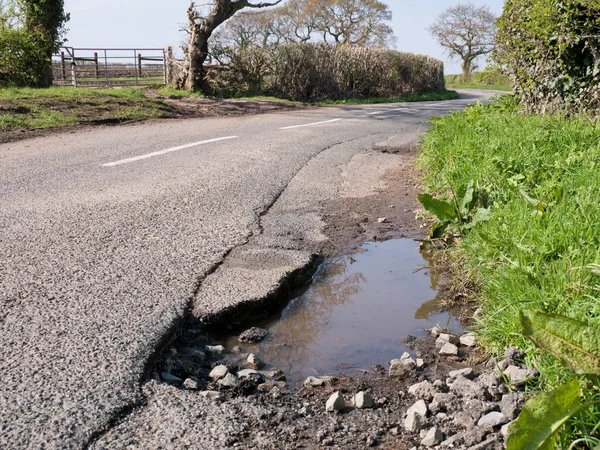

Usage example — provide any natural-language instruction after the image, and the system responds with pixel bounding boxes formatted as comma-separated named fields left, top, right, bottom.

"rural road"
left=0, top=90, right=494, bottom=449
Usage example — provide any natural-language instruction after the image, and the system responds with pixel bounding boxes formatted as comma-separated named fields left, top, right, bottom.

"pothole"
left=149, top=238, right=461, bottom=393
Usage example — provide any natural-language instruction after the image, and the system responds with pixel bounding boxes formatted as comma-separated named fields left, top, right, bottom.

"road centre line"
left=101, top=136, right=239, bottom=167
left=367, top=108, right=404, bottom=116
left=279, top=118, right=343, bottom=130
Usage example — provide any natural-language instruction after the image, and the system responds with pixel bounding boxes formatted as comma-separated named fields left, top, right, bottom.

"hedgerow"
left=207, top=44, right=445, bottom=101
left=495, top=0, right=600, bottom=118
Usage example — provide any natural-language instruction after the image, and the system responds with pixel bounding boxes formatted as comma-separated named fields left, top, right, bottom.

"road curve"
left=0, top=90, right=494, bottom=449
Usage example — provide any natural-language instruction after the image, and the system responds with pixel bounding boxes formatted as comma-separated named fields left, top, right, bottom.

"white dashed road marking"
left=101, top=136, right=239, bottom=167
left=279, top=118, right=343, bottom=130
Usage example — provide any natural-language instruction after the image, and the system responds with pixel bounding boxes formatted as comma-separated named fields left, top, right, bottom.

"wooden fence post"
left=61, top=52, right=66, bottom=81
left=94, top=52, right=99, bottom=79
left=138, top=53, right=142, bottom=77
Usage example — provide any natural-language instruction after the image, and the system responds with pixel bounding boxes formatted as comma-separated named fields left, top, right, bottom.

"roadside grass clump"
left=418, top=97, right=600, bottom=446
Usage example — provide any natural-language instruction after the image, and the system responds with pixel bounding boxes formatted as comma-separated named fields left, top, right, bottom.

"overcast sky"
left=62, top=0, right=505, bottom=74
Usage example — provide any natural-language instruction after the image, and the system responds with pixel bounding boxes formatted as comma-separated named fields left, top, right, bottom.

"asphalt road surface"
left=0, top=90, right=494, bottom=449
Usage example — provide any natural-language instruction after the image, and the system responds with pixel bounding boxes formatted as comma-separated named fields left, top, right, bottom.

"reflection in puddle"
left=224, top=239, right=461, bottom=384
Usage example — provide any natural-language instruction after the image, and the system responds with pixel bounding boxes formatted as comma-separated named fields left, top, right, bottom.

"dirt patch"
left=321, top=144, right=425, bottom=257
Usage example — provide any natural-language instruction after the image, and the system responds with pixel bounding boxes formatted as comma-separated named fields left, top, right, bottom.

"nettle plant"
left=418, top=180, right=492, bottom=240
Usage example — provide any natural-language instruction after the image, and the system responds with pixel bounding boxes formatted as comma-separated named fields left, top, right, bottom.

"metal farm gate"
left=52, top=47, right=167, bottom=87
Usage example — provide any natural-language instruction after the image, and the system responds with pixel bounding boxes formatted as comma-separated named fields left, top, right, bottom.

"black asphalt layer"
left=0, top=90, right=493, bottom=449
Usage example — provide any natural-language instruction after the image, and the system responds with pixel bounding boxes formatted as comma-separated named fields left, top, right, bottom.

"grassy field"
left=418, top=97, right=600, bottom=447
left=445, top=72, right=513, bottom=92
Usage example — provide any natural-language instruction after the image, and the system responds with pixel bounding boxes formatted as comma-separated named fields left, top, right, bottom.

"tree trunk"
left=461, top=60, right=471, bottom=82
left=178, top=1, right=282, bottom=94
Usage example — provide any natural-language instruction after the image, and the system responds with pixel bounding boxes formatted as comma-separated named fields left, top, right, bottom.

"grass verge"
left=0, top=86, right=164, bottom=131
left=418, top=96, right=600, bottom=447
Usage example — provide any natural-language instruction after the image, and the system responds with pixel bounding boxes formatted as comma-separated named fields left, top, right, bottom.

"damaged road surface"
left=0, top=90, right=493, bottom=449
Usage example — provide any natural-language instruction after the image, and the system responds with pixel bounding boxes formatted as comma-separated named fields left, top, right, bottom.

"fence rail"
left=52, top=47, right=167, bottom=87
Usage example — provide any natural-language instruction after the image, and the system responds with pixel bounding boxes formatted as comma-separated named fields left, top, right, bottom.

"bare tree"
left=428, top=3, right=497, bottom=82
left=179, top=0, right=281, bottom=92
left=310, top=0, right=395, bottom=47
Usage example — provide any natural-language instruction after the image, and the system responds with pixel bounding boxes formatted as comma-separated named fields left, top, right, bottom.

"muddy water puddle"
left=222, top=239, right=461, bottom=385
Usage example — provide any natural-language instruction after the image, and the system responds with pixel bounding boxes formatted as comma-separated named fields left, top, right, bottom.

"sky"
left=62, top=0, right=505, bottom=75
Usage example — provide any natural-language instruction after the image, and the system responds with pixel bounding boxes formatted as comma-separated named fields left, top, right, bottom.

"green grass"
left=0, top=86, right=163, bottom=131
left=0, top=86, right=148, bottom=100
left=445, top=72, right=513, bottom=92
left=418, top=97, right=600, bottom=447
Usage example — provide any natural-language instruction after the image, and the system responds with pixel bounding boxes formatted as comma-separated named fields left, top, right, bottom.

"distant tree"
left=310, top=0, right=395, bottom=47
left=428, top=3, right=497, bottom=82
left=211, top=0, right=395, bottom=55
left=179, top=0, right=282, bottom=92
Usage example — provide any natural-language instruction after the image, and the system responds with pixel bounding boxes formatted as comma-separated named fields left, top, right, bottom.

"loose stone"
left=183, top=377, right=200, bottom=390
left=237, top=369, right=260, bottom=379
left=500, top=392, right=524, bottom=420
left=326, top=392, right=345, bottom=412
left=408, top=380, right=436, bottom=401
left=404, top=400, right=428, bottom=432
left=247, top=353, right=265, bottom=370
left=304, top=376, right=333, bottom=387
left=449, top=367, right=475, bottom=379
left=460, top=334, right=477, bottom=347
left=429, top=326, right=442, bottom=337
left=439, top=333, right=459, bottom=345
left=204, top=344, right=225, bottom=356
left=217, top=373, right=238, bottom=388
left=199, top=390, right=222, bottom=401
left=416, top=358, right=425, bottom=368
left=209, top=365, right=229, bottom=381
left=353, top=391, right=374, bottom=409
left=389, top=358, right=416, bottom=379
left=239, top=327, right=269, bottom=343
left=450, top=376, right=488, bottom=400
left=439, top=342, right=459, bottom=356
left=503, top=365, right=539, bottom=387
left=421, top=427, right=443, bottom=447
left=478, top=411, right=508, bottom=428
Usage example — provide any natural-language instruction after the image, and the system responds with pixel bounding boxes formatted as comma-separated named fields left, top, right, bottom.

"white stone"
left=421, top=427, right=443, bottom=447
left=304, top=376, right=333, bottom=387
left=326, top=392, right=345, bottom=412
left=439, top=342, right=459, bottom=356
left=209, top=365, right=229, bottom=381
left=217, top=373, right=238, bottom=388
left=449, top=367, right=475, bottom=379
left=478, top=411, right=508, bottom=428
left=401, top=352, right=412, bottom=360
left=353, top=391, right=374, bottom=409
left=199, top=390, right=222, bottom=401
left=404, top=399, right=428, bottom=432
left=416, top=358, right=425, bottom=368
left=439, top=333, right=459, bottom=344
left=204, top=344, right=225, bottom=356
left=183, top=377, right=199, bottom=390
left=429, top=326, right=442, bottom=337
left=389, top=358, right=416, bottom=379
left=237, top=369, right=259, bottom=378
left=460, top=334, right=477, bottom=347
left=377, top=217, right=387, bottom=223
left=247, top=353, right=265, bottom=369
left=503, top=365, right=538, bottom=386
